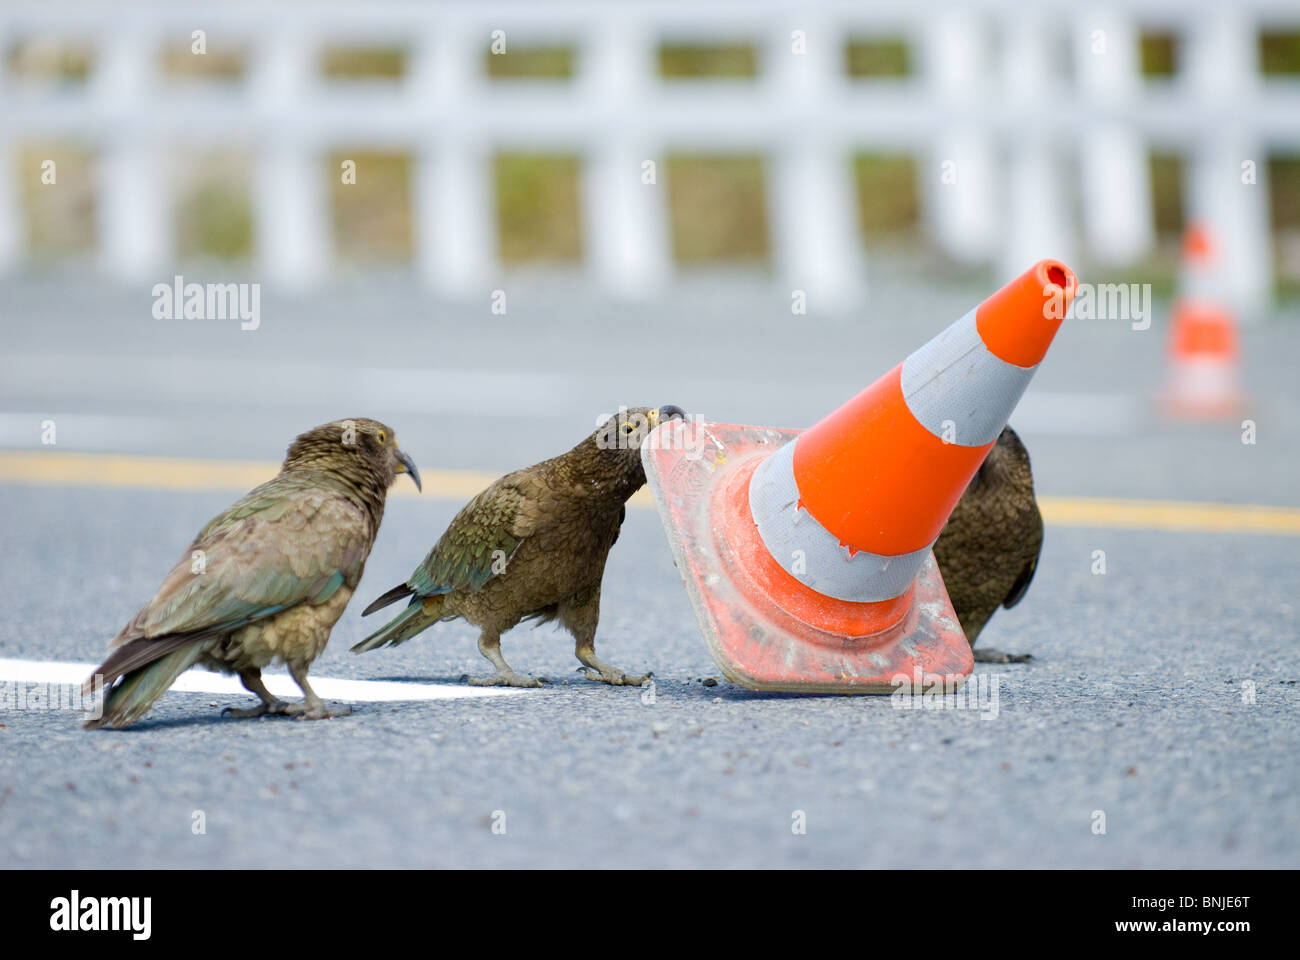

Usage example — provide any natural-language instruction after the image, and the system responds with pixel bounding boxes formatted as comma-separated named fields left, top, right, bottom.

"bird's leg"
left=973, top=648, right=1033, bottom=664
left=563, top=588, right=650, bottom=686
left=963, top=612, right=1033, bottom=663
left=466, top=631, right=545, bottom=687
left=576, top=643, right=649, bottom=686
left=222, top=668, right=292, bottom=719
left=282, top=662, right=352, bottom=719
left=575, top=641, right=650, bottom=686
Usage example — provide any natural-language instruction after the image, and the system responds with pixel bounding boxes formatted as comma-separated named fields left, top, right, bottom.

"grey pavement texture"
left=1, top=487, right=1297, bottom=868
left=1, top=274, right=1299, bottom=868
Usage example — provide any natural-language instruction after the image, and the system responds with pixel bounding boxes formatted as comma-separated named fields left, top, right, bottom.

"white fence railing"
left=1, top=0, right=1298, bottom=314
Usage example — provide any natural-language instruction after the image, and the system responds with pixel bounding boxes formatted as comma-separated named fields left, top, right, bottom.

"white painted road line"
left=0, top=658, right=528, bottom=702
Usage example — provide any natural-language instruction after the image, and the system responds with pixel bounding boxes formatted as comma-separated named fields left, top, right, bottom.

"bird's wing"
left=1001, top=518, right=1043, bottom=610
left=1001, top=555, right=1038, bottom=609
left=610, top=504, right=626, bottom=547
left=407, top=472, right=548, bottom=596
left=112, top=475, right=371, bottom=647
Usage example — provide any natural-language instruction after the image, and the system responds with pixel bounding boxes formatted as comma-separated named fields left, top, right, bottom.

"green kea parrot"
left=83, top=418, right=420, bottom=729
left=353, top=405, right=686, bottom=687
left=932, top=425, right=1042, bottom=663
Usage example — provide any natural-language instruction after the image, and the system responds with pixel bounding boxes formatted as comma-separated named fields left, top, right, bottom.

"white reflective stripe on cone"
left=748, top=439, right=933, bottom=603
left=1169, top=361, right=1240, bottom=394
left=900, top=308, right=1038, bottom=446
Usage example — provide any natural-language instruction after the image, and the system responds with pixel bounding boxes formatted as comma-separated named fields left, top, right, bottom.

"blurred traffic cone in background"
left=1161, top=223, right=1243, bottom=419
left=643, top=260, right=1076, bottom=693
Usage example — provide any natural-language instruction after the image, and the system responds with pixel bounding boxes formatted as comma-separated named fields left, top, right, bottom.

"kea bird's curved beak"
left=653, top=404, right=687, bottom=427
left=395, top=448, right=422, bottom=492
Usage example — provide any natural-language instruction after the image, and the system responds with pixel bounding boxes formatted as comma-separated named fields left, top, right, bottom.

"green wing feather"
left=352, top=474, right=545, bottom=653
left=406, top=475, right=538, bottom=597
left=86, top=470, right=375, bottom=727
left=110, top=471, right=371, bottom=652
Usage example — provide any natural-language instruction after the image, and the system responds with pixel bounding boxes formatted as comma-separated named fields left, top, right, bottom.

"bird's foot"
left=581, top=666, right=651, bottom=686
left=973, top=648, right=1033, bottom=664
left=466, top=671, right=546, bottom=688
left=221, top=699, right=292, bottom=719
left=284, top=700, right=352, bottom=720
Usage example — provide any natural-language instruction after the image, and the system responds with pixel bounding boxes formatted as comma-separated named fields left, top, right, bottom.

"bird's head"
left=967, top=425, right=1032, bottom=494
left=284, top=418, right=421, bottom=493
left=584, top=404, right=688, bottom=486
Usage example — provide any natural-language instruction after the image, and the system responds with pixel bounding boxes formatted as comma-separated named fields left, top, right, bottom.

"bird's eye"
left=378, top=430, right=386, bottom=443
left=622, top=422, right=636, bottom=435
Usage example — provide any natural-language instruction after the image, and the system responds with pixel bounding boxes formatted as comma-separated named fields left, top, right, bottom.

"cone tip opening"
left=975, top=259, right=1076, bottom=367
left=1038, top=259, right=1077, bottom=299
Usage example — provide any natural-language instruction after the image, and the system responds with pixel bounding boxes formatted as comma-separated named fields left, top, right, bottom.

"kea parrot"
left=353, top=405, right=686, bottom=687
left=932, top=425, right=1042, bottom=664
left=83, top=418, right=420, bottom=729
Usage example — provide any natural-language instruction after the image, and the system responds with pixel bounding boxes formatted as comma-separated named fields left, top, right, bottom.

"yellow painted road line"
left=0, top=450, right=499, bottom=502
left=2, top=451, right=1298, bottom=535
left=1038, top=497, right=1300, bottom=536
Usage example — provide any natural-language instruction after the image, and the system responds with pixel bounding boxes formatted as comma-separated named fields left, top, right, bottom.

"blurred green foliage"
left=494, top=153, right=583, bottom=263
left=159, top=44, right=246, bottom=81
left=1260, top=32, right=1300, bottom=75
left=1148, top=152, right=1185, bottom=236
left=329, top=151, right=413, bottom=262
left=1139, top=32, right=1177, bottom=77
left=17, top=144, right=97, bottom=256
left=1268, top=157, right=1300, bottom=298
left=845, top=38, right=911, bottom=78
left=484, top=46, right=574, bottom=79
left=5, top=40, right=91, bottom=84
left=320, top=47, right=406, bottom=80
left=175, top=177, right=253, bottom=260
left=660, top=43, right=758, bottom=79
left=854, top=154, right=919, bottom=242
left=666, top=154, right=769, bottom=263
left=1270, top=157, right=1300, bottom=228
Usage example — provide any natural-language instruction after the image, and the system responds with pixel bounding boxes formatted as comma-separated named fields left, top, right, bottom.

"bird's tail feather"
left=83, top=632, right=199, bottom=696
left=362, top=582, right=414, bottom=617
left=351, top=596, right=446, bottom=653
left=84, top=643, right=207, bottom=730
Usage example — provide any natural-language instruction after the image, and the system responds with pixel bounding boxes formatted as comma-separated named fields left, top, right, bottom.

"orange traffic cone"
left=643, top=260, right=1076, bottom=693
left=1161, top=223, right=1243, bottom=419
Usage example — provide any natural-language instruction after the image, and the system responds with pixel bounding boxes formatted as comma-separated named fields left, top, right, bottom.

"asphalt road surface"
left=2, top=274, right=1298, bottom=868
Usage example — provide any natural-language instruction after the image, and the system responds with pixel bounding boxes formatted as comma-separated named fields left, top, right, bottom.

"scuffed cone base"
left=642, top=421, right=973, bottom=694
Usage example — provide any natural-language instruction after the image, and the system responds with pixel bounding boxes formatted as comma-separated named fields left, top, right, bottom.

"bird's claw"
left=467, top=671, right=546, bottom=688
left=222, top=699, right=350, bottom=719
left=221, top=700, right=291, bottom=719
left=291, top=703, right=352, bottom=720
left=973, top=649, right=1033, bottom=664
left=582, top=668, right=651, bottom=686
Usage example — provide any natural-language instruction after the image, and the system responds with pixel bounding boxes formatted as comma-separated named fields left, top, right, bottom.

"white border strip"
left=748, top=440, right=931, bottom=602
left=900, top=308, right=1037, bottom=447
left=0, top=658, right=528, bottom=702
